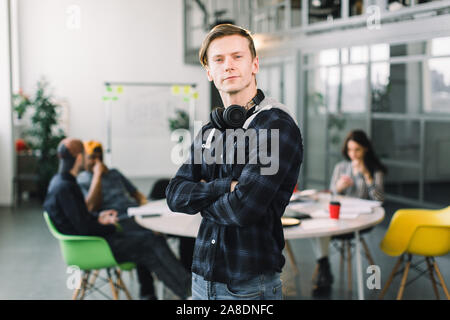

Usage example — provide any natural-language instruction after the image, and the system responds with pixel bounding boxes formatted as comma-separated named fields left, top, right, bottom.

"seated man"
left=77, top=140, right=157, bottom=298
left=77, top=140, right=147, bottom=219
left=44, top=138, right=191, bottom=300
left=77, top=141, right=195, bottom=273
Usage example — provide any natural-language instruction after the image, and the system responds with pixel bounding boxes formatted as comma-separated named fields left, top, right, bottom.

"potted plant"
left=13, top=79, right=66, bottom=200
left=168, top=109, right=189, bottom=143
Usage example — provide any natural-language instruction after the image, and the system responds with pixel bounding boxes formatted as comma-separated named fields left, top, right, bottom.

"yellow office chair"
left=378, top=206, right=450, bottom=300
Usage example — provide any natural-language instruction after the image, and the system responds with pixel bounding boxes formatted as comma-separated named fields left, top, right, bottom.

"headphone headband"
left=251, top=89, right=265, bottom=106
left=210, top=89, right=265, bottom=131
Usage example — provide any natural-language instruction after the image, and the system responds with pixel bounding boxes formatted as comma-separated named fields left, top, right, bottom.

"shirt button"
left=211, top=239, right=216, bottom=244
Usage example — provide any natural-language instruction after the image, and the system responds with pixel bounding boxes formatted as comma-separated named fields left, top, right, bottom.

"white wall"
left=17, top=0, right=210, bottom=177
left=0, top=0, right=14, bottom=206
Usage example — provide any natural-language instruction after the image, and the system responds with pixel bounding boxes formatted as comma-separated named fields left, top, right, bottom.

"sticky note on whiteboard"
left=171, top=85, right=180, bottom=95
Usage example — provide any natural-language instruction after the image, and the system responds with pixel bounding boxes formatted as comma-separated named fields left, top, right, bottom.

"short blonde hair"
left=199, top=24, right=257, bottom=67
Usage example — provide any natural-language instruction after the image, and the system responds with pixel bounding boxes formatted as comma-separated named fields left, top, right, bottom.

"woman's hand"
left=336, top=175, right=354, bottom=193
left=352, top=160, right=373, bottom=185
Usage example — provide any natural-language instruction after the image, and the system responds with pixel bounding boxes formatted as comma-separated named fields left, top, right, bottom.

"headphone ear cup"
left=223, top=105, right=247, bottom=129
left=210, top=108, right=226, bottom=130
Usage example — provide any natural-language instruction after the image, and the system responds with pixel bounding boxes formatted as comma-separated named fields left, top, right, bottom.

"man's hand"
left=137, top=192, right=148, bottom=205
left=230, top=180, right=238, bottom=192
left=201, top=179, right=238, bottom=192
left=98, top=209, right=118, bottom=225
left=93, top=159, right=108, bottom=177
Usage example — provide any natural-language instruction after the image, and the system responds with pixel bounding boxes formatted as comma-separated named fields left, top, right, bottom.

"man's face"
left=205, top=35, right=259, bottom=95
left=84, top=151, right=102, bottom=172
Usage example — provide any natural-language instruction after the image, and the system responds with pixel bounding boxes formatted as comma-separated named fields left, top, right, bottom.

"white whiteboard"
left=106, top=83, right=195, bottom=178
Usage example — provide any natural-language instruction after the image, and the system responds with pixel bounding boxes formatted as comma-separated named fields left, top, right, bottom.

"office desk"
left=130, top=194, right=384, bottom=300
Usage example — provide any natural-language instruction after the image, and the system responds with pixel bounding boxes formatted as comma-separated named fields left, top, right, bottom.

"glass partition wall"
left=301, top=36, right=450, bottom=208
left=183, top=0, right=450, bottom=208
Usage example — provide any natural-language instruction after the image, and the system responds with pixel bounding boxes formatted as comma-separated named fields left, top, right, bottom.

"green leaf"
left=15, top=79, right=66, bottom=200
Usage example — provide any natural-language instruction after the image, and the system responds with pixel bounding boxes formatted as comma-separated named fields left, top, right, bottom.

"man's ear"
left=206, top=66, right=213, bottom=82
left=252, top=56, right=259, bottom=76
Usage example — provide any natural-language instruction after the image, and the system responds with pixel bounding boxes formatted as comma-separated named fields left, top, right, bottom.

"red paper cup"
left=329, top=201, right=341, bottom=220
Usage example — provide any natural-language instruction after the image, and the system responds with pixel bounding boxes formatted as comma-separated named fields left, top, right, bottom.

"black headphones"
left=210, top=89, right=265, bottom=130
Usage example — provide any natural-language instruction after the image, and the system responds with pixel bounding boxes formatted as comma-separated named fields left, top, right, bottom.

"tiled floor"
left=0, top=199, right=448, bottom=300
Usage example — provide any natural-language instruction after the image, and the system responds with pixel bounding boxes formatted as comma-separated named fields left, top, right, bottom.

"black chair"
left=333, top=228, right=375, bottom=291
left=14, top=153, right=39, bottom=206
left=148, top=178, right=171, bottom=201
left=311, top=227, right=376, bottom=292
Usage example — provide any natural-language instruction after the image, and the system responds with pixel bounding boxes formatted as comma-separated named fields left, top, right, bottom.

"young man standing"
left=166, top=24, right=303, bottom=300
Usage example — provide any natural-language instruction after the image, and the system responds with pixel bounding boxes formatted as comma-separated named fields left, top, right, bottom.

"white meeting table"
left=129, top=193, right=385, bottom=300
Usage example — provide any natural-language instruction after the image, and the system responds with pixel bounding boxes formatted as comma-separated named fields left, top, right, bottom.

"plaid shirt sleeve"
left=166, top=128, right=233, bottom=214
left=200, top=116, right=300, bottom=227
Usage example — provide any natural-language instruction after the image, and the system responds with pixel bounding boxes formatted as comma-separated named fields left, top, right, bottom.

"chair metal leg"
left=396, top=255, right=411, bottom=300
left=115, top=269, right=133, bottom=300
left=78, top=271, right=90, bottom=300
left=72, top=287, right=81, bottom=300
left=361, top=238, right=376, bottom=266
left=339, top=241, right=345, bottom=274
left=347, top=240, right=352, bottom=291
left=285, top=240, right=300, bottom=276
left=338, top=241, right=345, bottom=287
left=425, top=257, right=440, bottom=300
left=432, top=259, right=450, bottom=300
left=88, top=270, right=100, bottom=290
left=311, top=263, right=319, bottom=283
left=107, top=269, right=119, bottom=300
left=379, top=255, right=403, bottom=300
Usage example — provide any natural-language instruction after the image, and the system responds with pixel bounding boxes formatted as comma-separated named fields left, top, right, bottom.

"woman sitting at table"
left=312, top=129, right=387, bottom=294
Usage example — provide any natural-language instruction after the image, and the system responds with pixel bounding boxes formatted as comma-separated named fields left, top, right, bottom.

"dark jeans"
left=106, top=217, right=191, bottom=299
left=118, top=218, right=155, bottom=297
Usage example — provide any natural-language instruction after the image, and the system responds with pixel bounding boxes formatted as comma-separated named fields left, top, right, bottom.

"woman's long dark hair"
left=342, top=129, right=387, bottom=178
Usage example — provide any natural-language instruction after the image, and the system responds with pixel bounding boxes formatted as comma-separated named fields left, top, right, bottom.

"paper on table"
left=301, top=219, right=340, bottom=230
left=298, top=189, right=318, bottom=197
left=311, top=209, right=360, bottom=219
left=128, top=199, right=185, bottom=216
left=339, top=197, right=382, bottom=208
left=341, top=206, right=373, bottom=215
left=288, top=202, right=317, bottom=211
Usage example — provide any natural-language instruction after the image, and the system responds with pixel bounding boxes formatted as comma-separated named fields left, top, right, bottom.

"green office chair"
left=43, top=212, right=135, bottom=300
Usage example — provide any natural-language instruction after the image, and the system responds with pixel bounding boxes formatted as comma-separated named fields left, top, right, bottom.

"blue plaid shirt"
left=166, top=99, right=303, bottom=285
